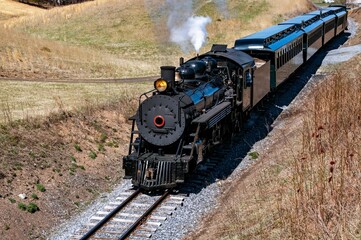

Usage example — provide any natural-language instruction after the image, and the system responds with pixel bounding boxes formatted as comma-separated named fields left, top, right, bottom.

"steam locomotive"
left=123, top=6, right=348, bottom=190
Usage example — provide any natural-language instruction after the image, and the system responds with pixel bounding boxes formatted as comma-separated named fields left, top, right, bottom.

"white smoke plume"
left=166, top=0, right=212, bottom=53
left=169, top=16, right=211, bottom=53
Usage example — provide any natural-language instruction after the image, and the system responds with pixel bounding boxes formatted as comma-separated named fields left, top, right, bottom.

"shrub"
left=248, top=151, right=259, bottom=160
left=36, top=183, right=46, bottom=192
left=100, top=132, right=107, bottom=143
left=31, top=193, right=39, bottom=200
left=29, top=151, right=36, bottom=159
left=9, top=198, right=16, bottom=204
left=14, top=162, right=23, bottom=170
left=106, top=140, right=118, bottom=148
left=69, top=163, right=78, bottom=173
left=98, top=143, right=105, bottom=152
left=89, top=150, right=97, bottom=159
left=74, top=144, right=82, bottom=152
left=27, top=203, right=39, bottom=213
left=18, top=202, right=27, bottom=211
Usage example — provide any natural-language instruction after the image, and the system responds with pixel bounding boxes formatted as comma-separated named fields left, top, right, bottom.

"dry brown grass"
left=0, top=0, right=44, bottom=19
left=0, top=80, right=150, bottom=123
left=0, top=0, right=314, bottom=80
left=0, top=1, right=322, bottom=239
left=274, top=70, right=361, bottom=239
left=1, top=0, right=181, bottom=79
left=0, top=25, right=162, bottom=79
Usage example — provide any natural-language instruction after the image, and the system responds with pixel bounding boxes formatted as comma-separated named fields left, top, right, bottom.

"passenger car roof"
left=234, top=24, right=303, bottom=52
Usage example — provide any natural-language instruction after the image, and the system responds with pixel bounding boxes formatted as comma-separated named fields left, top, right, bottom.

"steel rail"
left=80, top=189, right=141, bottom=240
left=118, top=190, right=169, bottom=240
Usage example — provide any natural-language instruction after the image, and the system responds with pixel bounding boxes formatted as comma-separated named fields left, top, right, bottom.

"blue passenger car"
left=234, top=24, right=304, bottom=89
left=234, top=6, right=348, bottom=92
left=324, top=6, right=348, bottom=35
left=306, top=9, right=336, bottom=45
left=279, top=14, right=324, bottom=61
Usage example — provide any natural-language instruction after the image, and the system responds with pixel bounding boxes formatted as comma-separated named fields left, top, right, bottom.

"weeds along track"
left=71, top=189, right=185, bottom=240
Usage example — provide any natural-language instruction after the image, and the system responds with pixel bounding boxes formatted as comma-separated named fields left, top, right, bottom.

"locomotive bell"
left=202, top=56, right=217, bottom=72
left=160, top=66, right=176, bottom=90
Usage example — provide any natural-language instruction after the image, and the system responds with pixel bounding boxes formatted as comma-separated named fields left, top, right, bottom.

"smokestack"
left=161, top=66, right=176, bottom=89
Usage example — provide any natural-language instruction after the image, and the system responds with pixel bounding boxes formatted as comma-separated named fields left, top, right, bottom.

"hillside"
left=1, top=0, right=314, bottom=79
left=0, top=0, right=314, bottom=123
left=0, top=0, right=316, bottom=239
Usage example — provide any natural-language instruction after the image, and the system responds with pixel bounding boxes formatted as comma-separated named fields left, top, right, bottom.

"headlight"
left=154, top=78, right=168, bottom=92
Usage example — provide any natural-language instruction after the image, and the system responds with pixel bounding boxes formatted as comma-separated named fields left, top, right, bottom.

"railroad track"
left=71, top=189, right=185, bottom=239
left=67, top=133, right=256, bottom=240
left=68, top=143, right=234, bottom=240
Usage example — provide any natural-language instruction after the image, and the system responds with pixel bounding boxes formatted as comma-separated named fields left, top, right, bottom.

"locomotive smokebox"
left=161, top=66, right=176, bottom=89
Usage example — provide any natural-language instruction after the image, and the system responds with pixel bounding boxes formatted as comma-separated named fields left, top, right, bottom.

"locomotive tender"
left=123, top=6, right=348, bottom=190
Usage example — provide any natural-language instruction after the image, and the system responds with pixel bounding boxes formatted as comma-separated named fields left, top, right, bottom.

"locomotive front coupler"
left=158, top=148, right=164, bottom=156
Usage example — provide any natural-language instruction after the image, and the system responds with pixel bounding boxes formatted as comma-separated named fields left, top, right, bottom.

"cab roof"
left=193, top=45, right=255, bottom=69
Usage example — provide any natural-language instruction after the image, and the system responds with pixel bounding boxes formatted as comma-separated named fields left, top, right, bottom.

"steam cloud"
left=166, top=0, right=212, bottom=53
left=169, top=16, right=212, bottom=53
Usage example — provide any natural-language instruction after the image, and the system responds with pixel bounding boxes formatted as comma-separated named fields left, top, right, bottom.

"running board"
left=192, top=102, right=231, bottom=128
